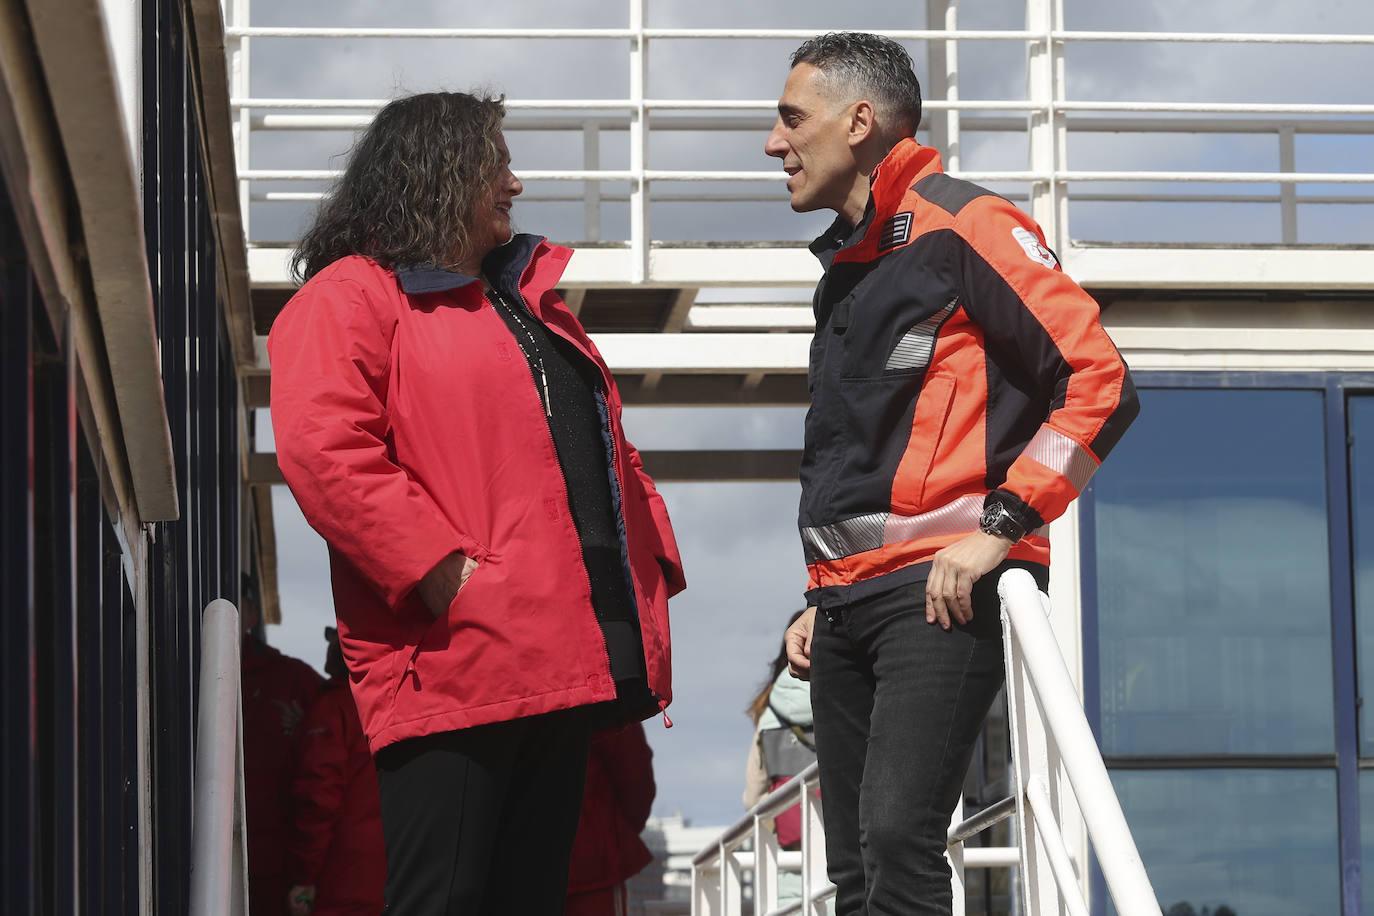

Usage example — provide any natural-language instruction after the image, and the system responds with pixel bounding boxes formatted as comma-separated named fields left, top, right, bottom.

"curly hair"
left=791, top=32, right=923, bottom=142
left=292, top=91, right=507, bottom=283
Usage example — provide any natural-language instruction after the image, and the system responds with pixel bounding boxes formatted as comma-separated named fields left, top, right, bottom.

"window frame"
left=1080, top=370, right=1374, bottom=916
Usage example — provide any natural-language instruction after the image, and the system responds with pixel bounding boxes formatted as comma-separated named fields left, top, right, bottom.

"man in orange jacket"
left=768, top=32, right=1138, bottom=915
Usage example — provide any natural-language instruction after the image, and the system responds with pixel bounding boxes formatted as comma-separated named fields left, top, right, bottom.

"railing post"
left=189, top=599, right=247, bottom=916
left=228, top=0, right=252, bottom=244
left=1000, top=569, right=1162, bottom=916
left=628, top=0, right=648, bottom=283
left=1279, top=125, right=1298, bottom=243
left=802, top=776, right=826, bottom=915
left=1002, top=590, right=1061, bottom=915
left=947, top=797, right=967, bottom=913
left=1026, top=0, right=1068, bottom=252
left=753, top=811, right=780, bottom=914
left=925, top=0, right=963, bottom=171
left=582, top=120, right=602, bottom=242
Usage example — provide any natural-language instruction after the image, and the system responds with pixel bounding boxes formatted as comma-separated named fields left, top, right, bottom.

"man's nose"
left=764, top=123, right=787, bottom=158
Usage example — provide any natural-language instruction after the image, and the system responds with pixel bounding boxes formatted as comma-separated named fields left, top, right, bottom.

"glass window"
left=1353, top=396, right=1374, bottom=756
left=1092, top=388, right=1333, bottom=756
left=1109, top=769, right=1340, bottom=916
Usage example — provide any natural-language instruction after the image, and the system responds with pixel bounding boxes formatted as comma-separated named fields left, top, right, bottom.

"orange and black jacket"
left=801, top=139, right=1138, bottom=603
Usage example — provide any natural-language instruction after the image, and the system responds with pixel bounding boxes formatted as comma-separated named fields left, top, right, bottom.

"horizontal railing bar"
left=949, top=794, right=1019, bottom=845
left=252, top=111, right=1374, bottom=135
left=1052, top=29, right=1374, bottom=45
left=234, top=97, right=1374, bottom=118
left=1057, top=100, right=1374, bottom=116
left=226, top=26, right=1043, bottom=41
left=225, top=26, right=1374, bottom=45
left=249, top=190, right=1374, bottom=206
left=241, top=167, right=1374, bottom=185
left=230, top=97, right=1041, bottom=113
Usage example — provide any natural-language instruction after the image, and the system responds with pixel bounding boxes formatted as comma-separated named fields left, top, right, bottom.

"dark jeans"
left=374, top=708, right=593, bottom=916
left=810, top=562, right=1047, bottom=915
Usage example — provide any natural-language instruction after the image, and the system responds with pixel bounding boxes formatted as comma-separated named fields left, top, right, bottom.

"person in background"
left=767, top=32, right=1139, bottom=914
left=241, top=573, right=325, bottom=916
left=285, top=627, right=385, bottom=916
left=564, top=722, right=657, bottom=916
left=743, top=609, right=815, bottom=851
left=270, top=90, right=684, bottom=915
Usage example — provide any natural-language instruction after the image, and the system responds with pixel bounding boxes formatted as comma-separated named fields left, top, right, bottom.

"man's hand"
left=785, top=607, right=818, bottom=680
left=287, top=885, right=316, bottom=916
left=925, top=532, right=1012, bottom=630
left=416, top=551, right=479, bottom=619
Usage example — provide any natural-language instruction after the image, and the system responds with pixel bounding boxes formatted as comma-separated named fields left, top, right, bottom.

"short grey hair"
left=791, top=32, right=923, bottom=141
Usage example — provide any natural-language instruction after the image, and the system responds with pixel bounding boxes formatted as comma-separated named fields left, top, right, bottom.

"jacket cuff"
left=985, top=489, right=1045, bottom=534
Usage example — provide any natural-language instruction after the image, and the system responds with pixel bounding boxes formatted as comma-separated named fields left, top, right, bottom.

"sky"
left=248, top=0, right=1374, bottom=827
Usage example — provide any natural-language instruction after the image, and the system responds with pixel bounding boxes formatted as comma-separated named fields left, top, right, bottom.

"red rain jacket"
left=566, top=723, right=656, bottom=896
left=241, top=642, right=324, bottom=894
left=269, top=237, right=684, bottom=753
left=287, top=680, right=385, bottom=916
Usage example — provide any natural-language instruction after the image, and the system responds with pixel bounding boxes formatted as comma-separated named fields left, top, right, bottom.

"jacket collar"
left=393, top=233, right=547, bottom=296
left=808, top=140, right=944, bottom=265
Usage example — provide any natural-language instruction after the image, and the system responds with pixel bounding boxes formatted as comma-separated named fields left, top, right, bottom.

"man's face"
left=765, top=63, right=859, bottom=215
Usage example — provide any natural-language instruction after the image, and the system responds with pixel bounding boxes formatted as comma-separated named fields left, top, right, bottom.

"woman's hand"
left=416, top=551, right=479, bottom=619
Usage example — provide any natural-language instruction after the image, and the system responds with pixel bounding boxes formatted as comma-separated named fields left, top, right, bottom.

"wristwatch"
left=979, top=501, right=1027, bottom=543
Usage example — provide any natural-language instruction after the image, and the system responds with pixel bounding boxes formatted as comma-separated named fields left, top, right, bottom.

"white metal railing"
left=223, top=0, right=1374, bottom=282
left=188, top=599, right=249, bottom=916
left=689, top=569, right=1160, bottom=915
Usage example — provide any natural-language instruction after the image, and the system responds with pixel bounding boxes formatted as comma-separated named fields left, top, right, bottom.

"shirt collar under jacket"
left=393, top=233, right=545, bottom=297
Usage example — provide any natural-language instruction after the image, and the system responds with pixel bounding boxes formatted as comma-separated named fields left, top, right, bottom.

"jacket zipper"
left=499, top=281, right=615, bottom=696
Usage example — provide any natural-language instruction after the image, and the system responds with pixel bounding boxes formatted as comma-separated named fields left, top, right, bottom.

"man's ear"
left=848, top=100, right=876, bottom=147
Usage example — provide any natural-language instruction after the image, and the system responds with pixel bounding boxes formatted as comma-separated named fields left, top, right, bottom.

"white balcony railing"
left=223, top=0, right=1374, bottom=287
left=690, top=569, right=1161, bottom=916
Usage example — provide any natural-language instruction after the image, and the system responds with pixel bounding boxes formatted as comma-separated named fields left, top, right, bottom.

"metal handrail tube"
left=250, top=112, right=1374, bottom=135
left=224, top=26, right=1374, bottom=45
left=1023, top=778, right=1090, bottom=916
left=690, top=765, right=820, bottom=868
left=188, top=599, right=247, bottom=916
left=998, top=569, right=1160, bottom=914
left=242, top=167, right=1374, bottom=185
left=247, top=190, right=1374, bottom=206
left=225, top=26, right=1043, bottom=41
left=948, top=794, right=1018, bottom=845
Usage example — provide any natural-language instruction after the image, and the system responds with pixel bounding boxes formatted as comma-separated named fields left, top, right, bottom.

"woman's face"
left=468, top=131, right=523, bottom=264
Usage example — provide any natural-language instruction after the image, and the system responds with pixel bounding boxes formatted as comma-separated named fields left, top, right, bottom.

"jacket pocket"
left=393, top=554, right=488, bottom=699
left=890, top=371, right=957, bottom=514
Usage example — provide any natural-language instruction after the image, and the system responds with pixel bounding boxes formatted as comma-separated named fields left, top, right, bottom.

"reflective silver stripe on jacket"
left=802, top=494, right=1050, bottom=564
left=884, top=299, right=958, bottom=372
left=1023, top=426, right=1099, bottom=492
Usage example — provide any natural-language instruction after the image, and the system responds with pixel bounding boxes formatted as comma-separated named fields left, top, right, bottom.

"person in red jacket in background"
left=565, top=723, right=656, bottom=916
left=241, top=574, right=325, bottom=916
left=286, top=628, right=385, bottom=916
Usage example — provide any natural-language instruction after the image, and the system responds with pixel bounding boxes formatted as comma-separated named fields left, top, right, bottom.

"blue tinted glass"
left=1353, top=396, right=1374, bottom=757
left=1108, top=769, right=1339, bottom=916
left=1093, top=388, right=1333, bottom=755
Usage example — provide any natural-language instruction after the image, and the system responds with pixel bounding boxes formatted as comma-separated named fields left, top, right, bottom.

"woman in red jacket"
left=269, top=91, right=685, bottom=916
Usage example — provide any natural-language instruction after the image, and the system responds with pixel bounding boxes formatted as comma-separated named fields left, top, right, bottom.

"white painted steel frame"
left=688, top=568, right=1159, bottom=915
left=228, top=9, right=1374, bottom=287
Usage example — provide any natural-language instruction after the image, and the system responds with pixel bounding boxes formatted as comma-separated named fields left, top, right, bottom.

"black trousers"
left=810, top=562, right=1047, bottom=915
left=374, top=708, right=594, bottom=916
